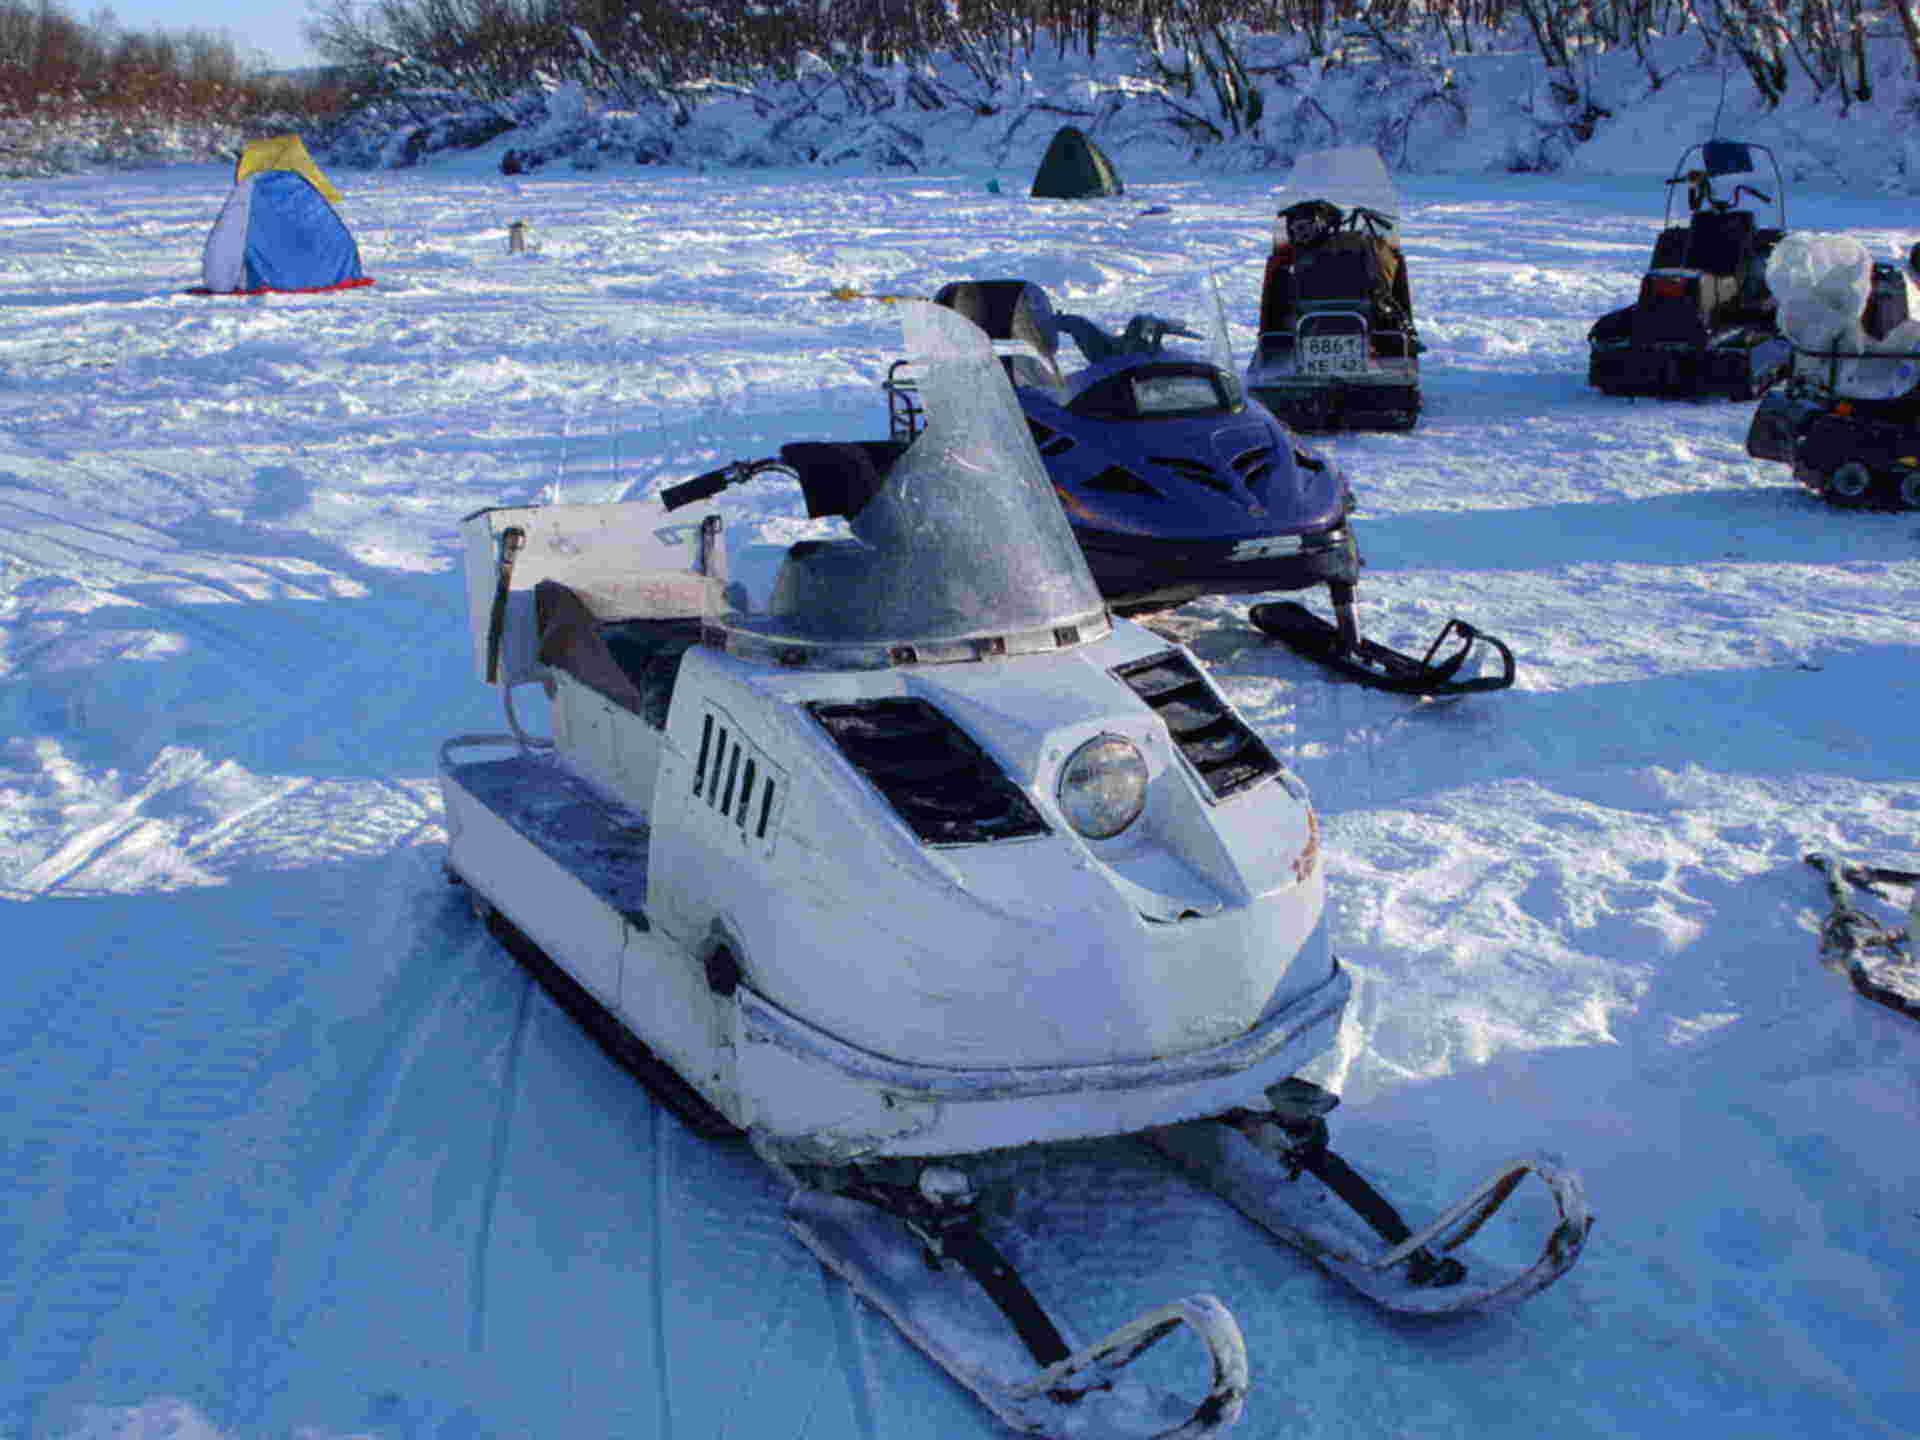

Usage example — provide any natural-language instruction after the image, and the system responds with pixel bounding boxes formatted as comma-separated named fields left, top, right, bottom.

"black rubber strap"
left=939, top=1220, right=1072, bottom=1367
left=483, top=526, right=525, bottom=684
left=1297, top=1142, right=1466, bottom=1287
left=1296, top=1144, right=1412, bottom=1245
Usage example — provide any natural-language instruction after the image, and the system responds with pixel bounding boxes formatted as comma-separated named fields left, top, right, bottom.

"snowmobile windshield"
left=707, top=302, right=1110, bottom=670
left=1064, top=272, right=1245, bottom=416
left=1277, top=146, right=1400, bottom=243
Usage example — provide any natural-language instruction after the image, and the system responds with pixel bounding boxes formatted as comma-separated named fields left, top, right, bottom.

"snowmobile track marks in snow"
left=468, top=968, right=534, bottom=1354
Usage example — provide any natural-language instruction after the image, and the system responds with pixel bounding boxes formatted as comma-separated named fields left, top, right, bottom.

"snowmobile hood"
left=1027, top=380, right=1350, bottom=541
left=685, top=624, right=1330, bottom=1074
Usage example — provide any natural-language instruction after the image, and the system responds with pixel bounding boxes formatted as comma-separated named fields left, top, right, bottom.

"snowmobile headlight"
left=1057, top=735, right=1148, bottom=839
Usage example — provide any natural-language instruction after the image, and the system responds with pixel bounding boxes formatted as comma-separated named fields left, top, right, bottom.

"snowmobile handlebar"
left=659, top=457, right=793, bottom=512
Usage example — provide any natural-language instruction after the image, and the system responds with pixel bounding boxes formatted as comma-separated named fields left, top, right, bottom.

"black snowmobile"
left=884, top=276, right=1513, bottom=698
left=1245, top=146, right=1422, bottom=432
left=1588, top=139, right=1790, bottom=400
left=1746, top=242, right=1920, bottom=511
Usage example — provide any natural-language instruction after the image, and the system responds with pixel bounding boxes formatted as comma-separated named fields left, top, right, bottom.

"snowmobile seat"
left=780, top=440, right=903, bottom=522
left=1295, top=239, right=1378, bottom=308
left=1650, top=225, right=1690, bottom=271
left=932, top=280, right=1063, bottom=391
left=1863, top=262, right=1913, bottom=341
left=1630, top=269, right=1736, bottom=347
left=533, top=580, right=702, bottom=729
left=1258, top=248, right=1300, bottom=337
left=1685, top=207, right=1756, bottom=278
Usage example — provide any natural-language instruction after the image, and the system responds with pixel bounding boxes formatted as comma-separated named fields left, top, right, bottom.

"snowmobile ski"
left=1249, top=597, right=1515, bottom=698
left=1148, top=1081, right=1591, bottom=1314
left=788, top=1178, right=1248, bottom=1438
left=1806, top=853, right=1920, bottom=1022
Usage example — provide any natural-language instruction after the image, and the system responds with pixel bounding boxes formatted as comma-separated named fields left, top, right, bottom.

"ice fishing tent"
left=1029, top=126, right=1123, bottom=199
left=233, top=133, right=342, bottom=206
left=199, top=145, right=370, bottom=296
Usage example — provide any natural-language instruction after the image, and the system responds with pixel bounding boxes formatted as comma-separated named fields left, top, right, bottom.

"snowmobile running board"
left=788, top=1185, right=1248, bottom=1438
left=1249, top=600, right=1516, bottom=697
left=1806, top=853, right=1920, bottom=1022
left=1148, top=1105, right=1592, bottom=1314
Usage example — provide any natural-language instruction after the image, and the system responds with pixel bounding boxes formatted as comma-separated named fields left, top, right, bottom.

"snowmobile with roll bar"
left=882, top=275, right=1513, bottom=698
left=1244, top=146, right=1422, bottom=432
left=438, top=303, right=1588, bottom=1439
left=1746, top=239, right=1920, bottom=510
left=1588, top=139, right=1792, bottom=400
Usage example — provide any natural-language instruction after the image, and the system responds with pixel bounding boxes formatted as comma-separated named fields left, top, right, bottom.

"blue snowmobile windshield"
left=709, top=302, right=1110, bottom=670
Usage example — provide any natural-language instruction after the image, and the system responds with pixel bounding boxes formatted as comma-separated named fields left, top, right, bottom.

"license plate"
left=1300, top=334, right=1365, bottom=376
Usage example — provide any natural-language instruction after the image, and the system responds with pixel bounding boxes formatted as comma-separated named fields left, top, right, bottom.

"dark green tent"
left=1030, top=126, right=1124, bottom=200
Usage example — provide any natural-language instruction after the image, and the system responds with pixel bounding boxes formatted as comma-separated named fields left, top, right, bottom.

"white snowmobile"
left=439, top=303, right=1590, bottom=1438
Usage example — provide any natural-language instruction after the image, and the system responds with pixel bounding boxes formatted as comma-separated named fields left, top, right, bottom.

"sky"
left=91, top=0, right=321, bottom=69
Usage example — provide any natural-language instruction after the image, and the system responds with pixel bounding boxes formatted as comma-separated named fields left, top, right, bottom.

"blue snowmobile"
left=880, top=277, right=1513, bottom=697
left=1588, top=139, right=1791, bottom=400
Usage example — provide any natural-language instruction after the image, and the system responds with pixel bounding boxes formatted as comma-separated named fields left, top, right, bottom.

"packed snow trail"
left=0, top=156, right=1915, bottom=1440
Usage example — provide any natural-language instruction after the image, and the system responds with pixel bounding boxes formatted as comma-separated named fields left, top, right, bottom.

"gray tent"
left=1030, top=126, right=1124, bottom=200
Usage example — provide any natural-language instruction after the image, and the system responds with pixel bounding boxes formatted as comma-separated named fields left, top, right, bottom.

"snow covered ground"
left=2, top=148, right=1917, bottom=1440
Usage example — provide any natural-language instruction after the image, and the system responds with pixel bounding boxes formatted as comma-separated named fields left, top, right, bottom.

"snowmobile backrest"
left=933, top=280, right=1062, bottom=386
left=459, top=500, right=724, bottom=687
left=1295, top=237, right=1378, bottom=306
left=780, top=441, right=895, bottom=522
left=1863, top=262, right=1914, bottom=341
left=1685, top=207, right=1756, bottom=277
left=1701, top=139, right=1757, bottom=177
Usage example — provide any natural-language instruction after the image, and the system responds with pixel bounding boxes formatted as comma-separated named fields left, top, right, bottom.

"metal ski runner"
left=1148, top=1080, right=1592, bottom=1314
left=787, top=1168, right=1248, bottom=1438
left=1250, top=591, right=1516, bottom=699
left=1806, top=853, right=1920, bottom=1022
